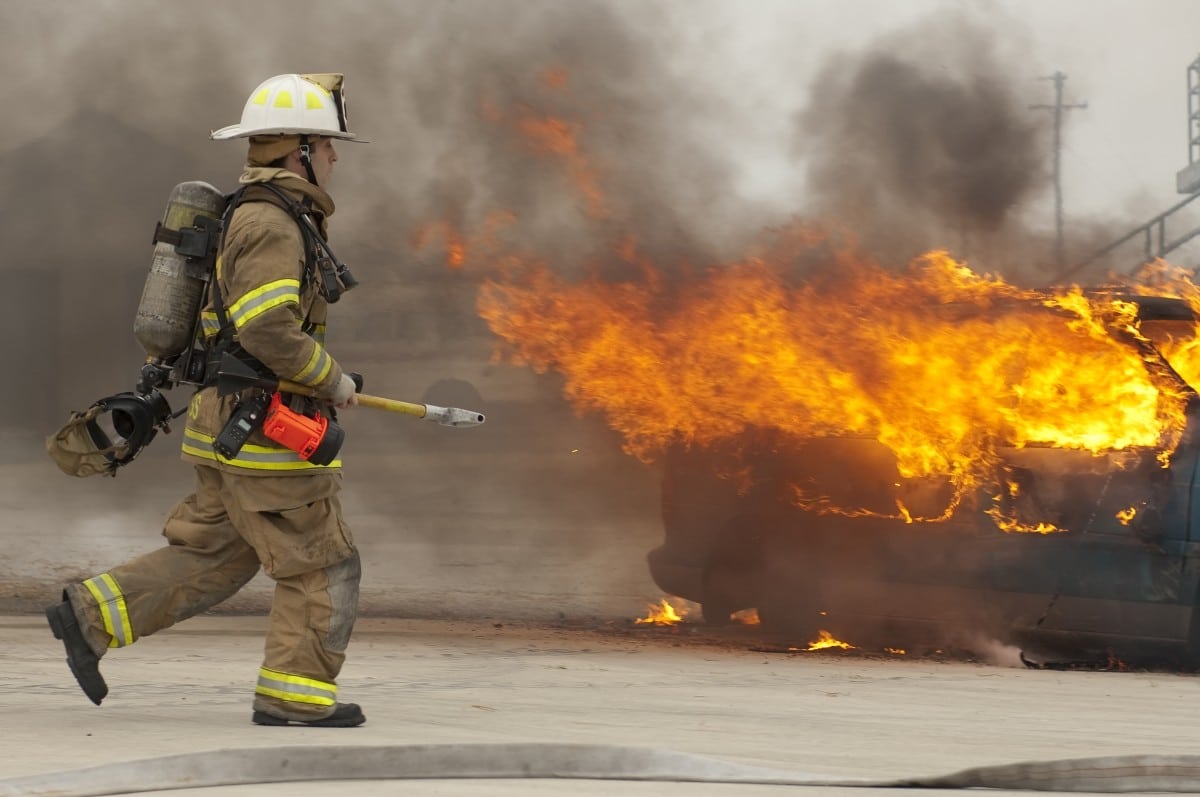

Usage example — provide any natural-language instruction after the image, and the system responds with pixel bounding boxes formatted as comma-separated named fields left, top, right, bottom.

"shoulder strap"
left=239, top=183, right=319, bottom=232
left=209, top=183, right=328, bottom=331
left=209, top=186, right=248, bottom=338
left=245, top=182, right=357, bottom=304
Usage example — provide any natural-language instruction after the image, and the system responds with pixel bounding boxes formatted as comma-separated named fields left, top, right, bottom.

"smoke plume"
left=794, top=11, right=1055, bottom=279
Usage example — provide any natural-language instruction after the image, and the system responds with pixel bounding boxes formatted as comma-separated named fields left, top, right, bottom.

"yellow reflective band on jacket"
left=182, top=427, right=341, bottom=471
left=229, top=278, right=301, bottom=331
left=204, top=304, right=322, bottom=342
left=82, top=573, right=134, bottom=648
left=255, top=667, right=337, bottom=706
left=303, top=322, right=326, bottom=345
left=200, top=310, right=221, bottom=337
left=290, top=343, right=333, bottom=387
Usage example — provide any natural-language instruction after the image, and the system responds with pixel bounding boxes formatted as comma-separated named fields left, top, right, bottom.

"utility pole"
left=1030, top=71, right=1087, bottom=270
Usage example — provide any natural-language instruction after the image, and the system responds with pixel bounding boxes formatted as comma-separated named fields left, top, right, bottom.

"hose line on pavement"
left=3, top=744, right=1200, bottom=796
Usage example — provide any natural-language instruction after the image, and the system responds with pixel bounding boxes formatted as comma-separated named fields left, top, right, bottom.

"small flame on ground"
left=789, top=630, right=856, bottom=652
left=885, top=648, right=907, bottom=655
left=1116, top=506, right=1137, bottom=525
left=635, top=598, right=686, bottom=625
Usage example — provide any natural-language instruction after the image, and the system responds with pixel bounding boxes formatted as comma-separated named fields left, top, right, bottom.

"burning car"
left=648, top=289, right=1200, bottom=667
left=475, top=234, right=1200, bottom=666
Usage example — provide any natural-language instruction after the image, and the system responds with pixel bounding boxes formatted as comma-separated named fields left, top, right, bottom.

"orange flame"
left=475, top=242, right=1200, bottom=528
left=412, top=221, right=467, bottom=270
left=479, top=70, right=609, bottom=220
left=635, top=598, right=686, bottom=625
left=479, top=248, right=1191, bottom=459
left=434, top=79, right=1200, bottom=535
left=798, top=630, right=856, bottom=651
left=513, top=111, right=608, bottom=219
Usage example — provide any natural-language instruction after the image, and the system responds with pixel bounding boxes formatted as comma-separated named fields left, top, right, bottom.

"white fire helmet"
left=210, top=73, right=366, bottom=142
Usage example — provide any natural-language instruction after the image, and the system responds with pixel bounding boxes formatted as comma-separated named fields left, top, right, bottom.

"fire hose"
left=4, top=744, right=1200, bottom=795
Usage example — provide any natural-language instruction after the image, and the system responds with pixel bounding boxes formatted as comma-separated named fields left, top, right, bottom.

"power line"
left=1030, top=71, right=1087, bottom=270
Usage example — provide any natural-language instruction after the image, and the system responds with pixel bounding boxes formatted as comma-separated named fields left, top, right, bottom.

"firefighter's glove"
left=332, top=373, right=359, bottom=409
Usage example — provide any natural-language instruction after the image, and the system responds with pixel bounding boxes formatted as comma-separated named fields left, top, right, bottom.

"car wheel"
left=698, top=513, right=774, bottom=626
left=756, top=582, right=823, bottom=639
left=701, top=599, right=735, bottom=626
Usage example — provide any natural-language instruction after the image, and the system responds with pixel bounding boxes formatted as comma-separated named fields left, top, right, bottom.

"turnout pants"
left=65, top=464, right=361, bottom=720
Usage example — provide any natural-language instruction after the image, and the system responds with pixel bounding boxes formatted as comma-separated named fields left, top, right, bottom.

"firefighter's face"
left=309, top=137, right=337, bottom=187
left=286, top=137, right=338, bottom=187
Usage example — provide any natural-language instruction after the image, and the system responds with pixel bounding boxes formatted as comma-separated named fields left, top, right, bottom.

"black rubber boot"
left=252, top=702, right=366, bottom=727
left=45, top=593, right=108, bottom=706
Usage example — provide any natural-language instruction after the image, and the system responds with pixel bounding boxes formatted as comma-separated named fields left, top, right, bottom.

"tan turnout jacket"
left=181, top=167, right=347, bottom=474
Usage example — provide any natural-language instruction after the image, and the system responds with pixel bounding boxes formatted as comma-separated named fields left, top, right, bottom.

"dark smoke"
left=0, top=1, right=753, bottom=427
left=794, top=13, right=1056, bottom=279
left=0, top=0, right=754, bottom=617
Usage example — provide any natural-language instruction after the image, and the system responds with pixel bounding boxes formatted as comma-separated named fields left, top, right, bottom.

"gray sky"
left=672, top=0, right=1200, bottom=225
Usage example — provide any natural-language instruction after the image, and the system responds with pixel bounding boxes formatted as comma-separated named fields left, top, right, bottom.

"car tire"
left=700, top=599, right=735, bottom=626
left=756, top=581, right=823, bottom=639
left=698, top=513, right=774, bottom=627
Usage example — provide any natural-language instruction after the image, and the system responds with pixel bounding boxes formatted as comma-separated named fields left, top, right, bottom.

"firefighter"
left=45, top=74, right=368, bottom=727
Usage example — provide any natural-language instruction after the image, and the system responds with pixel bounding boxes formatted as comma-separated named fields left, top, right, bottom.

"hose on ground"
left=2, top=744, right=1200, bottom=796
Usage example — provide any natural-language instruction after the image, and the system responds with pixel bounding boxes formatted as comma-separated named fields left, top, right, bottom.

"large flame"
left=478, top=250, right=1193, bottom=477
left=424, top=70, right=1200, bottom=530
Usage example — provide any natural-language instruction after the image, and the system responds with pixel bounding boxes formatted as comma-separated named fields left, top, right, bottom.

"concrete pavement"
left=6, top=614, right=1200, bottom=795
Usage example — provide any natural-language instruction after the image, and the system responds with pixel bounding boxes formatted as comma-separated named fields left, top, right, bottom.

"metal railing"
left=1055, top=191, right=1200, bottom=283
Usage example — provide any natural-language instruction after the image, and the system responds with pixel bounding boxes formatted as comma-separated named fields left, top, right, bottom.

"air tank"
left=134, top=181, right=227, bottom=360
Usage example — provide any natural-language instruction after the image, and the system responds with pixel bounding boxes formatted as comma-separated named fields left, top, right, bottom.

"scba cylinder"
left=134, top=181, right=227, bottom=361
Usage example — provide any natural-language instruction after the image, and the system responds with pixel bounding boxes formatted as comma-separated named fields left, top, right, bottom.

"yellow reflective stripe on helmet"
left=228, top=279, right=300, bottom=330
left=252, top=88, right=270, bottom=106
left=305, top=91, right=324, bottom=110
left=256, top=667, right=337, bottom=706
left=182, top=428, right=341, bottom=470
left=290, top=344, right=332, bottom=387
left=274, top=90, right=294, bottom=109
left=82, top=573, right=134, bottom=648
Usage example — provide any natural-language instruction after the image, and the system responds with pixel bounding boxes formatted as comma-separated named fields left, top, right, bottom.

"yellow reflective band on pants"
left=82, top=573, right=134, bottom=648
left=256, top=667, right=337, bottom=706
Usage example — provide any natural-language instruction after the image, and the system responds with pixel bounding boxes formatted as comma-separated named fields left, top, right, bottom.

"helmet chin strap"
left=298, top=134, right=319, bottom=186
